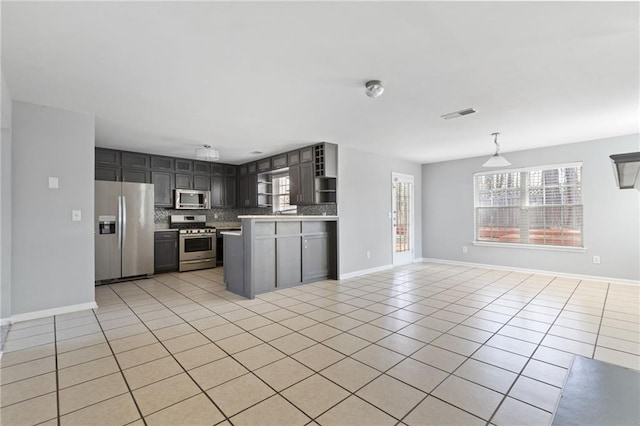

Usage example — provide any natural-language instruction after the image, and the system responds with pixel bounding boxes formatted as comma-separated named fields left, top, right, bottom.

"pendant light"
left=196, top=145, right=220, bottom=162
left=483, top=132, right=511, bottom=167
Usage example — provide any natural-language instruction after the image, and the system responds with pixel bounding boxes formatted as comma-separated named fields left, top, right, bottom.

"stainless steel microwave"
left=174, top=189, right=211, bottom=210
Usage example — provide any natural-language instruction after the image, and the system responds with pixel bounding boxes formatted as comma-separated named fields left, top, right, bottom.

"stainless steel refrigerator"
left=95, top=181, right=154, bottom=282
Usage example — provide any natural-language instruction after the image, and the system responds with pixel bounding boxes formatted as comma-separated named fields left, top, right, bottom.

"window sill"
left=472, top=241, right=587, bottom=253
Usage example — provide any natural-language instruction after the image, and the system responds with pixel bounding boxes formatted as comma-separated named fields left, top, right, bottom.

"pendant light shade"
left=196, top=145, right=220, bottom=162
left=483, top=133, right=511, bottom=167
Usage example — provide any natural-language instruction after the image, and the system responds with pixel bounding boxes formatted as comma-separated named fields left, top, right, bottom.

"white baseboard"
left=9, top=302, right=98, bottom=324
left=419, top=258, right=640, bottom=286
left=340, top=264, right=393, bottom=280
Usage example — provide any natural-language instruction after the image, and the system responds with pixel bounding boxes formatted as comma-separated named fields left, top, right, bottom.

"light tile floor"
left=1, top=262, right=639, bottom=425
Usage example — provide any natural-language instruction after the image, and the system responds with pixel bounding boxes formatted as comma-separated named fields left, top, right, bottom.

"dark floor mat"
left=552, top=356, right=640, bottom=426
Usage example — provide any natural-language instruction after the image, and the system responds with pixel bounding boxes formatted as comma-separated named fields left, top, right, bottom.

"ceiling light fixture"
left=610, top=152, right=640, bottom=189
left=441, top=107, right=477, bottom=120
left=365, top=80, right=384, bottom=98
left=196, top=145, right=220, bottom=162
left=482, top=132, right=511, bottom=167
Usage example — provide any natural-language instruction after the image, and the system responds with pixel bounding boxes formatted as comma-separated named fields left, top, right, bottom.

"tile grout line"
left=116, top=279, right=315, bottom=426
left=89, top=309, right=148, bottom=426
left=592, top=282, right=611, bottom=359
left=484, top=277, right=585, bottom=426
left=53, top=316, right=61, bottom=426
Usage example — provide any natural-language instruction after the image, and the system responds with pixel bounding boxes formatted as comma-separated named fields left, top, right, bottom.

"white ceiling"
left=2, top=1, right=638, bottom=164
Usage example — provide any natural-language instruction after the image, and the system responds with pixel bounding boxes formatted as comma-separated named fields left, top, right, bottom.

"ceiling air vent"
left=441, top=108, right=477, bottom=120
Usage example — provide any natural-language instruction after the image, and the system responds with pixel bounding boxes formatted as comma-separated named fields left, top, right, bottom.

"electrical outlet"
left=462, top=246, right=468, bottom=253
left=593, top=256, right=601, bottom=264
left=72, top=210, right=82, bottom=221
left=214, top=213, right=218, bottom=219
left=48, top=177, right=59, bottom=189
left=366, top=251, right=371, bottom=259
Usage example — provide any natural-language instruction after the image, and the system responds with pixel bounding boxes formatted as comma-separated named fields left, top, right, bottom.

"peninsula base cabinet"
left=223, top=216, right=338, bottom=299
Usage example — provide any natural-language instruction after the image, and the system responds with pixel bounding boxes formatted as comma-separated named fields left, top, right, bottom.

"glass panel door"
left=392, top=173, right=414, bottom=266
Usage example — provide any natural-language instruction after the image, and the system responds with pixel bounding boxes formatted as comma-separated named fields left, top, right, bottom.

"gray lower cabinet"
left=302, top=234, right=328, bottom=282
left=154, top=231, right=178, bottom=273
left=224, top=217, right=337, bottom=299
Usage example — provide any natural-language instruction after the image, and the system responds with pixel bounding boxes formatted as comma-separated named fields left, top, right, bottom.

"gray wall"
left=338, top=145, right=422, bottom=276
left=12, top=101, right=95, bottom=314
left=1, top=71, right=12, bottom=321
left=422, top=134, right=640, bottom=281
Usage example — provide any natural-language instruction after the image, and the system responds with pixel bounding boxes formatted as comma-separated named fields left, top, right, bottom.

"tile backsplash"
left=154, top=204, right=337, bottom=226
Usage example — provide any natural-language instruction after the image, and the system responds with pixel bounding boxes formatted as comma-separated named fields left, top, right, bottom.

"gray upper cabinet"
left=122, top=152, right=150, bottom=169
left=151, top=171, right=174, bottom=207
left=194, top=161, right=210, bottom=175
left=257, top=158, right=271, bottom=173
left=122, top=169, right=150, bottom=183
left=211, top=164, right=224, bottom=177
left=272, top=154, right=287, bottom=170
left=96, top=148, right=120, bottom=167
left=224, top=165, right=236, bottom=177
left=95, top=167, right=119, bottom=182
left=247, top=162, right=257, bottom=174
left=175, top=159, right=193, bottom=173
left=289, top=162, right=314, bottom=205
left=175, top=173, right=193, bottom=189
left=300, top=147, right=314, bottom=163
left=151, top=156, right=174, bottom=171
left=288, top=150, right=300, bottom=166
left=193, top=174, right=210, bottom=191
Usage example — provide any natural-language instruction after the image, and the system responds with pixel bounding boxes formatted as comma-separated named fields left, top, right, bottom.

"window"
left=272, top=174, right=296, bottom=214
left=474, top=163, right=583, bottom=247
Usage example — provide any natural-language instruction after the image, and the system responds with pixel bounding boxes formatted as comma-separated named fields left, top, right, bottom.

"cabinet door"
left=224, top=165, right=237, bottom=177
left=237, top=175, right=248, bottom=207
left=247, top=174, right=258, bottom=208
left=300, top=147, right=314, bottom=163
left=194, top=161, right=210, bottom=175
left=175, top=159, right=193, bottom=173
left=150, top=156, right=174, bottom=171
left=175, top=173, right=192, bottom=189
left=95, top=167, right=120, bottom=182
left=302, top=234, right=329, bottom=282
left=289, top=165, right=300, bottom=205
left=211, top=176, right=224, bottom=207
left=277, top=236, right=302, bottom=288
left=257, top=158, right=271, bottom=172
left=122, top=169, right=150, bottom=183
left=272, top=154, right=287, bottom=170
left=154, top=232, right=179, bottom=273
left=211, top=164, right=224, bottom=177
left=95, top=148, right=120, bottom=166
left=193, top=174, right=210, bottom=191
left=300, top=162, right=315, bottom=204
left=122, top=152, right=150, bottom=169
left=151, top=171, right=174, bottom=207
left=224, top=177, right=236, bottom=208
left=288, top=151, right=300, bottom=166
left=247, top=162, right=257, bottom=174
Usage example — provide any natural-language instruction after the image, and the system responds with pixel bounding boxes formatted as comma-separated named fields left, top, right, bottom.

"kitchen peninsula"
left=222, top=215, right=338, bottom=298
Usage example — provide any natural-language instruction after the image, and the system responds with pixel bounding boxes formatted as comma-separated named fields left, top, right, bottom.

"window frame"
left=271, top=172, right=297, bottom=214
left=473, top=162, right=586, bottom=252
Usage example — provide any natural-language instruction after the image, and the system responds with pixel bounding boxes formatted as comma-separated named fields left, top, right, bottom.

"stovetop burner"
left=170, top=214, right=215, bottom=234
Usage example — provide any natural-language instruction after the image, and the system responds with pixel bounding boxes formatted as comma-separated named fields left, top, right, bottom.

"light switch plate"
left=72, top=210, right=82, bottom=221
left=48, top=177, right=59, bottom=189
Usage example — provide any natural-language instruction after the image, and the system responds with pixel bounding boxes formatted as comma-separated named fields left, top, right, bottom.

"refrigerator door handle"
left=121, top=195, right=127, bottom=249
left=117, top=196, right=123, bottom=249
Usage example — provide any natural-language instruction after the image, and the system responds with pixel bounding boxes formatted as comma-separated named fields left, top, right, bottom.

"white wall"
left=338, top=145, right=422, bottom=276
left=0, top=71, right=12, bottom=322
left=12, top=101, right=95, bottom=315
left=422, top=134, right=640, bottom=282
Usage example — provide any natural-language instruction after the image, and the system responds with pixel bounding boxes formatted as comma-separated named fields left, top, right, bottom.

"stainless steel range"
left=170, top=215, right=216, bottom=272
